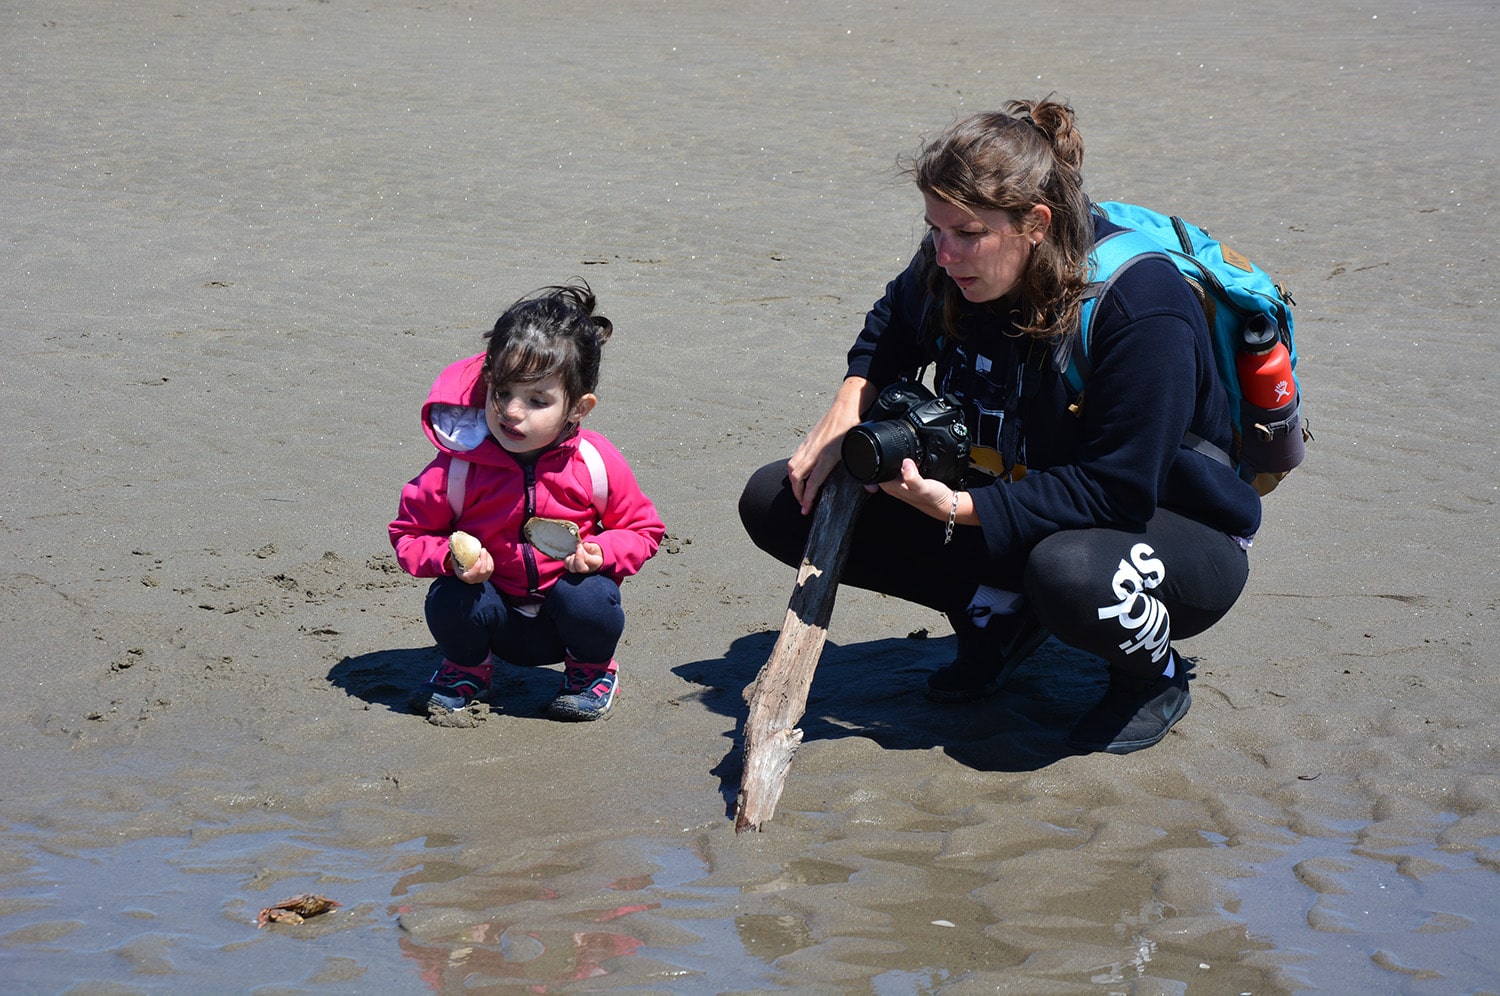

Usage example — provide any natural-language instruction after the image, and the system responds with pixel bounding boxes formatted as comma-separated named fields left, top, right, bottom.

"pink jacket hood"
left=420, top=353, right=508, bottom=466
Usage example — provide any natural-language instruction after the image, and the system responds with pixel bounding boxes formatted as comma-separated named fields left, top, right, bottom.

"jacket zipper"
left=520, top=461, right=541, bottom=596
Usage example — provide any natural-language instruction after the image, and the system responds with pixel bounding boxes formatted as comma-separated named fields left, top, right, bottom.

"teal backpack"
left=1061, top=200, right=1305, bottom=495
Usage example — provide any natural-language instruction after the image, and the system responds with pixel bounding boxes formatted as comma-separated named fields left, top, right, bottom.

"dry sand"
left=3, top=0, right=1498, bottom=992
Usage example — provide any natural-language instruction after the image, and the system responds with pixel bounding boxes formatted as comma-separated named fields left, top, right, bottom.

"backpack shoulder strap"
left=577, top=437, right=609, bottom=518
left=447, top=442, right=608, bottom=527
left=447, top=457, right=470, bottom=523
left=1060, top=227, right=1236, bottom=471
left=1060, top=229, right=1170, bottom=394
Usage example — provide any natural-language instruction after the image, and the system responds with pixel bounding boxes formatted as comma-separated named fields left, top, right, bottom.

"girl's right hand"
left=452, top=547, right=494, bottom=584
left=787, top=376, right=875, bottom=515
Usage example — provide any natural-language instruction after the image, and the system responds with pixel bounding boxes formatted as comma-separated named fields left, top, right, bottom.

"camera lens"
left=842, top=420, right=919, bottom=484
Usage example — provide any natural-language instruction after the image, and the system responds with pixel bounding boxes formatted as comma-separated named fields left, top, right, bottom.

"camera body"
left=841, top=381, right=971, bottom=486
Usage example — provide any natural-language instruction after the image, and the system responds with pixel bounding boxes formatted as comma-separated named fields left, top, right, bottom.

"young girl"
left=389, top=281, right=665, bottom=721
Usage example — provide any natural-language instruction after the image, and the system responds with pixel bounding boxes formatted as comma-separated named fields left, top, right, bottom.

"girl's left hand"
left=564, top=541, right=604, bottom=575
left=876, top=458, right=955, bottom=521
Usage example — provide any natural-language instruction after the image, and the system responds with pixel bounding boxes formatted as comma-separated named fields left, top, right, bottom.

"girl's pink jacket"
left=388, top=353, right=665, bottom=597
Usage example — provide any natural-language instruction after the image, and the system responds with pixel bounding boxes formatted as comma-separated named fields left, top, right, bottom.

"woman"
left=738, top=99, right=1261, bottom=754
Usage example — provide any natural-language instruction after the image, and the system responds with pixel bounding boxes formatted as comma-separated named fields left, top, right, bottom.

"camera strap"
left=998, top=340, right=1050, bottom=478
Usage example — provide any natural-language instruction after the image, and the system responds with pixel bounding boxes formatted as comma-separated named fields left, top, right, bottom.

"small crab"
left=257, top=893, right=341, bottom=928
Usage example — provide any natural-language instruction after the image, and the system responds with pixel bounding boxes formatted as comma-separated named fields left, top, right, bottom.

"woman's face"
left=922, top=192, right=1047, bottom=304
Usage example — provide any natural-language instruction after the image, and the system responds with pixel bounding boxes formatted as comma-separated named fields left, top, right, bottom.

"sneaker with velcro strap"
left=547, top=659, right=618, bottom=721
left=409, top=657, right=493, bottom=714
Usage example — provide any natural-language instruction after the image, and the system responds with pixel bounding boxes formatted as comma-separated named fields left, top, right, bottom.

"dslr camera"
left=841, top=381, right=971, bottom=486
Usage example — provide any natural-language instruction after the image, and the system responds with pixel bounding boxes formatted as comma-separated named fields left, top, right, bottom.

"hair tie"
left=1018, top=113, right=1045, bottom=137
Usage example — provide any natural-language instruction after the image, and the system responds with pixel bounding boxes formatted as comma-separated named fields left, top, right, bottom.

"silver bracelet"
left=943, top=490, right=960, bottom=545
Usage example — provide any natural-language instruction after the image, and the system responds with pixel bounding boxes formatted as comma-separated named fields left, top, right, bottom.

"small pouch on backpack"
left=1238, top=397, right=1306, bottom=477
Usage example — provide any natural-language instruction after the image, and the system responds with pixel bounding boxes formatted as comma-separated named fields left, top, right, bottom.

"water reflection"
left=393, top=844, right=780, bottom=991
left=399, top=925, right=644, bottom=989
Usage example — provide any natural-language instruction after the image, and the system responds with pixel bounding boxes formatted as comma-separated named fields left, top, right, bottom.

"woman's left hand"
left=564, top=541, right=605, bottom=575
left=876, top=458, right=957, bottom=522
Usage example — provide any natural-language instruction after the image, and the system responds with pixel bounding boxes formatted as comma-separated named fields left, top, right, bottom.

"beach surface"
left=3, top=1, right=1498, bottom=991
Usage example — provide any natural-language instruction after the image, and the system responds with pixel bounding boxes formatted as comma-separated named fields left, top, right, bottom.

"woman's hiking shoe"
left=926, top=612, right=1050, bottom=703
left=1066, top=663, right=1191, bottom=755
left=547, top=660, right=618, bottom=721
left=409, top=657, right=493, bottom=714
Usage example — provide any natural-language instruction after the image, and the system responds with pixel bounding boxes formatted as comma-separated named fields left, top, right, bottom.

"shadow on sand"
left=328, top=645, right=567, bottom=720
left=674, top=629, right=1120, bottom=818
left=327, top=629, right=1141, bottom=817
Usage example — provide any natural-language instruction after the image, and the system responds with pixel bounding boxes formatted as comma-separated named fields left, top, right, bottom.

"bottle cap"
left=1242, top=313, right=1278, bottom=353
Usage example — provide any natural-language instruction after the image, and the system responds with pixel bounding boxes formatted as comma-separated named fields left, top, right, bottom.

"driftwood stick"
left=735, top=467, right=870, bottom=832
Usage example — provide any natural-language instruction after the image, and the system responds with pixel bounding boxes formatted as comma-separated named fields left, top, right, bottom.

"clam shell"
left=449, top=530, right=483, bottom=571
left=524, top=517, right=581, bottom=559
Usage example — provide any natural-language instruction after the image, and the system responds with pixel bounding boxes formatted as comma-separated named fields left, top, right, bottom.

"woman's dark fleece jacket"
left=845, top=214, right=1262, bottom=565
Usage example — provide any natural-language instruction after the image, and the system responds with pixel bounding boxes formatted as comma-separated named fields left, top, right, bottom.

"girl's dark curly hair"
left=482, top=279, right=614, bottom=406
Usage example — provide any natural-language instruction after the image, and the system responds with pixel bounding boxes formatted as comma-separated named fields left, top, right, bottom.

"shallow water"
left=1226, top=822, right=1500, bottom=993
left=5, top=816, right=1498, bottom=993
left=0, top=826, right=417, bottom=992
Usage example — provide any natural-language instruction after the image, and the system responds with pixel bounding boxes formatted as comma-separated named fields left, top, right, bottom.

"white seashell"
left=449, top=530, right=483, bottom=571
left=524, top=517, right=581, bottom=559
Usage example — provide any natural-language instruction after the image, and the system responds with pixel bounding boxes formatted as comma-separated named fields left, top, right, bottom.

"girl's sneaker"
left=547, top=658, right=617, bottom=721
left=409, top=656, right=493, bottom=714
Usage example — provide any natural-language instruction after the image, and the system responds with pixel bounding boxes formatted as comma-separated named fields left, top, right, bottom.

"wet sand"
left=3, top=0, right=1498, bottom=991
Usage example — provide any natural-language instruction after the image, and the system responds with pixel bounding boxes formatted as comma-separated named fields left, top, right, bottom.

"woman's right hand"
left=787, top=376, right=874, bottom=515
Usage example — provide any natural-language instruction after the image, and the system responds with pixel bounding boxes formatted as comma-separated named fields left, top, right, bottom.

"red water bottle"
left=1236, top=314, right=1295, bottom=409
left=1235, top=314, right=1304, bottom=475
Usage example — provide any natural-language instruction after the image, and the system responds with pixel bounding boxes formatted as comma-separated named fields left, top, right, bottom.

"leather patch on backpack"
left=1220, top=243, right=1254, bottom=273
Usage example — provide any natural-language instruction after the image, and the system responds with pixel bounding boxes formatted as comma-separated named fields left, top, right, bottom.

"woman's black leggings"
left=738, top=461, right=1250, bottom=680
